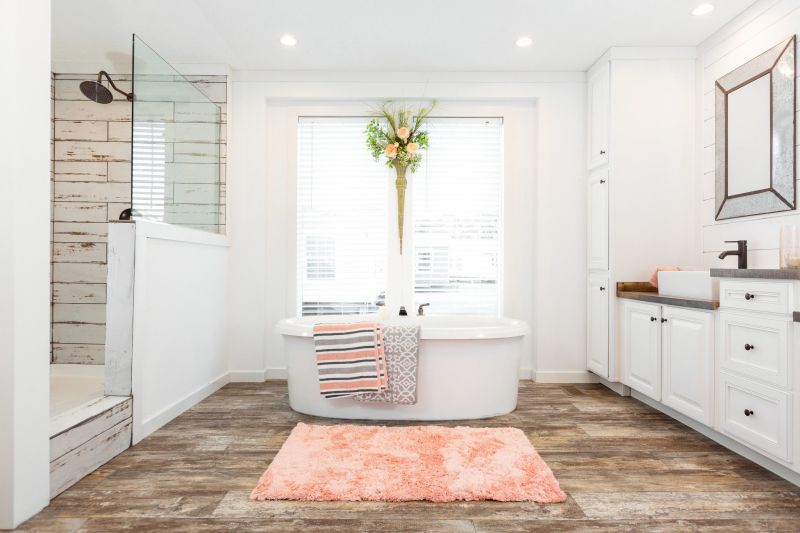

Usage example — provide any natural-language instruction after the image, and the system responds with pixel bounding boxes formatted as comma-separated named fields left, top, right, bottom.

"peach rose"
left=384, top=144, right=398, bottom=159
left=406, top=142, right=419, bottom=155
left=396, top=127, right=410, bottom=140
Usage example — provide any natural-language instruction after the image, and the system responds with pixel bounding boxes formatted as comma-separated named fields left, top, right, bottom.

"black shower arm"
left=97, top=71, right=133, bottom=101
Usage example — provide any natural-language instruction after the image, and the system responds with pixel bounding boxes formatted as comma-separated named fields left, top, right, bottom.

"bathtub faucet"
left=417, top=303, right=430, bottom=316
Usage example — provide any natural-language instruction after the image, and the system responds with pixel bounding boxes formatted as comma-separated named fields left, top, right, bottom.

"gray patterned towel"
left=355, top=325, right=420, bottom=405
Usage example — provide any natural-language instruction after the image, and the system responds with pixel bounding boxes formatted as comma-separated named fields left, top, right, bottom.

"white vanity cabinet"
left=621, top=300, right=715, bottom=424
left=584, top=49, right=696, bottom=384
left=621, top=301, right=661, bottom=401
left=715, top=278, right=796, bottom=467
left=661, top=306, right=715, bottom=425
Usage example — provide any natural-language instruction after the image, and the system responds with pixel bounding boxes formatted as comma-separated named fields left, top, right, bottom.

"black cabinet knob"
left=599, top=286, right=606, bottom=291
left=600, top=150, right=606, bottom=155
left=650, top=316, right=657, bottom=322
left=744, top=409, right=754, bottom=417
left=745, top=293, right=755, bottom=300
left=661, top=318, right=668, bottom=323
left=600, top=179, right=606, bottom=184
left=744, top=344, right=755, bottom=351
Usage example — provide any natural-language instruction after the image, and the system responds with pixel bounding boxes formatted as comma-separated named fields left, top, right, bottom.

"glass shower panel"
left=132, top=35, right=223, bottom=233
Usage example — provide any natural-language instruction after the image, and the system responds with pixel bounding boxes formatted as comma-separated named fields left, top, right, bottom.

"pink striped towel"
left=313, top=323, right=388, bottom=399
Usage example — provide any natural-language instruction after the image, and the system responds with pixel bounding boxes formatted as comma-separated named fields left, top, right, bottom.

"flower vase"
left=393, top=161, right=408, bottom=254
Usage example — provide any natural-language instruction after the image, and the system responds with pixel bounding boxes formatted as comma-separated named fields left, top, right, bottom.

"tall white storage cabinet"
left=585, top=49, right=697, bottom=383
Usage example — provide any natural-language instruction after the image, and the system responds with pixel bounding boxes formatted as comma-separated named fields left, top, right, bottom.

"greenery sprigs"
left=365, top=101, right=435, bottom=173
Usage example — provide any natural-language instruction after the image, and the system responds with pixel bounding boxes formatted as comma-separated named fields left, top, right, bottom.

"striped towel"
left=355, top=325, right=420, bottom=405
left=313, top=323, right=388, bottom=399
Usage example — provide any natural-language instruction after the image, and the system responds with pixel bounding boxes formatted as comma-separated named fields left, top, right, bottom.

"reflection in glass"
left=132, top=35, right=223, bottom=233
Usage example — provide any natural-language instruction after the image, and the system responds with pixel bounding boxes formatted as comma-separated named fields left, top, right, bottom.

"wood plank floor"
left=16, top=382, right=800, bottom=532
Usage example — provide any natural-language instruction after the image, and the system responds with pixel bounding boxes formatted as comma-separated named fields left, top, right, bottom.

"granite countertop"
left=710, top=268, right=800, bottom=280
left=615, top=282, right=719, bottom=311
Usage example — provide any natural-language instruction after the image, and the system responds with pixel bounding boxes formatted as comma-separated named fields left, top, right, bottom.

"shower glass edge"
left=130, top=34, right=223, bottom=233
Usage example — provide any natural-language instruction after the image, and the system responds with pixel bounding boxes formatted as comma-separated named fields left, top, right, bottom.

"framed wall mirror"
left=715, top=35, right=796, bottom=220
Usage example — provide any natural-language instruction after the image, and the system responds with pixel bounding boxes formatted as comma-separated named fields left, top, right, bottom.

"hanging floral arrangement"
left=365, top=101, right=435, bottom=254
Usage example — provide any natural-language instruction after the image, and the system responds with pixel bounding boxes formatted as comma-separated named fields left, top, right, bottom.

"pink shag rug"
left=250, top=422, right=566, bottom=503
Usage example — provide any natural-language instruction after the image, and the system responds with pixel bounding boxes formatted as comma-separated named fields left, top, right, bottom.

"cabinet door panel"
left=587, top=274, right=609, bottom=378
left=661, top=306, right=714, bottom=426
left=588, top=63, right=610, bottom=168
left=622, top=300, right=661, bottom=400
left=719, top=372, right=790, bottom=462
left=588, top=171, right=609, bottom=270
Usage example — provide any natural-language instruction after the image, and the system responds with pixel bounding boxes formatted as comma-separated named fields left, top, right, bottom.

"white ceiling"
left=52, top=0, right=756, bottom=72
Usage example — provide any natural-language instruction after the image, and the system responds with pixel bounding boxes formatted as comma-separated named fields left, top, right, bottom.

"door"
left=588, top=62, right=610, bottom=168
left=588, top=170, right=609, bottom=270
left=587, top=273, right=610, bottom=378
left=661, top=306, right=715, bottom=425
left=622, top=300, right=661, bottom=400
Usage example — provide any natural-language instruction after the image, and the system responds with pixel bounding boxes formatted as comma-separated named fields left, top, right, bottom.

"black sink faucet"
left=718, top=240, right=748, bottom=269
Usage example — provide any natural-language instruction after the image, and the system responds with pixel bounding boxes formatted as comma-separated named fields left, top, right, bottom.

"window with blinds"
left=296, top=117, right=388, bottom=316
left=296, top=115, right=503, bottom=317
left=413, top=118, right=503, bottom=315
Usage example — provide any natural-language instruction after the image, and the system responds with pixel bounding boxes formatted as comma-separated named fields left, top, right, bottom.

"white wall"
left=226, top=72, right=588, bottom=382
left=127, top=220, right=229, bottom=443
left=0, top=0, right=51, bottom=528
left=697, top=0, right=800, bottom=268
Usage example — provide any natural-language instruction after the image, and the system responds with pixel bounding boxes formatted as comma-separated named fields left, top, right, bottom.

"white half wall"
left=127, top=220, right=229, bottom=443
left=0, top=0, right=51, bottom=528
left=697, top=0, right=800, bottom=268
left=226, top=72, right=588, bottom=382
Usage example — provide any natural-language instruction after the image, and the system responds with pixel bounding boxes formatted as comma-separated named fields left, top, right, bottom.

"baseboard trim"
left=533, top=370, right=599, bottom=384
left=135, top=372, right=229, bottom=443
left=228, top=369, right=267, bottom=382
left=632, top=391, right=800, bottom=487
left=230, top=368, right=599, bottom=384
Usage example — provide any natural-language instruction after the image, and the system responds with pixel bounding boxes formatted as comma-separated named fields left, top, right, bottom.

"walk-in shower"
left=49, top=33, right=225, bottom=498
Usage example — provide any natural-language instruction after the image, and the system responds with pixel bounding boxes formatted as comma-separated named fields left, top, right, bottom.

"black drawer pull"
left=650, top=316, right=657, bottom=322
left=744, top=293, right=755, bottom=300
left=599, top=286, right=606, bottom=291
left=744, top=344, right=755, bottom=351
left=744, top=409, right=754, bottom=417
left=661, top=318, right=668, bottom=323
left=600, top=150, right=606, bottom=155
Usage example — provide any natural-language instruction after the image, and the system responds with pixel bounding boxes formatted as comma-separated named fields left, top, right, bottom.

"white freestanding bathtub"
left=276, top=315, right=529, bottom=420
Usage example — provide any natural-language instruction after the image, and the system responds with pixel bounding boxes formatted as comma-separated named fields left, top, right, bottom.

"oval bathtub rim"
left=275, top=315, right=530, bottom=340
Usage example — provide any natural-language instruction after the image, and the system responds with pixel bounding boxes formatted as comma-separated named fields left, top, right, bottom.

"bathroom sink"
left=657, top=270, right=719, bottom=301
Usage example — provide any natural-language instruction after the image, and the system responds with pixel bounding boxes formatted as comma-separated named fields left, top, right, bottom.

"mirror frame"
left=715, top=35, right=796, bottom=220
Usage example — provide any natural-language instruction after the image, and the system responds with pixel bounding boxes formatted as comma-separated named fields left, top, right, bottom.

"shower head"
left=79, top=71, right=132, bottom=104
left=80, top=80, right=114, bottom=104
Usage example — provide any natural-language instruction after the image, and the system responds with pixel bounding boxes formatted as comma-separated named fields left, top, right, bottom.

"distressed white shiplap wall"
left=699, top=0, right=800, bottom=268
left=51, top=73, right=227, bottom=364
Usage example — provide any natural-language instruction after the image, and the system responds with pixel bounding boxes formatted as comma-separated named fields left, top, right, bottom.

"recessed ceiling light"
left=692, top=3, right=715, bottom=16
left=280, top=34, right=297, bottom=47
left=515, top=36, right=533, bottom=48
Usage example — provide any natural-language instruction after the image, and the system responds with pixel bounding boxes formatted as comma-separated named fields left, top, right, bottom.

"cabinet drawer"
left=719, top=372, right=791, bottom=462
left=719, top=280, right=792, bottom=315
left=719, top=311, right=790, bottom=388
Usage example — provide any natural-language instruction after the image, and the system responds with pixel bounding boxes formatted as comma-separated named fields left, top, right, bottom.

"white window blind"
left=413, top=117, right=503, bottom=315
left=297, top=117, right=387, bottom=316
left=131, top=121, right=167, bottom=221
